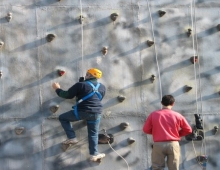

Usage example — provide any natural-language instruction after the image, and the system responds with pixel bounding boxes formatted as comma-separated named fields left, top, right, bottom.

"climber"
left=143, top=95, right=192, bottom=170
left=52, top=68, right=106, bottom=161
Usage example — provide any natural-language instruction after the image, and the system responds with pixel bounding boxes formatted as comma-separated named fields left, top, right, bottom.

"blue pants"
left=59, top=110, right=101, bottom=155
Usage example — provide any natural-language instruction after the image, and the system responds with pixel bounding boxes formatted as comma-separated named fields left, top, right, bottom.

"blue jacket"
left=55, top=78, right=105, bottom=114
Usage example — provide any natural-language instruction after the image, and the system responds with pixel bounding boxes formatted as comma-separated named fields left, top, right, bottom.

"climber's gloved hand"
left=79, top=77, right=84, bottom=82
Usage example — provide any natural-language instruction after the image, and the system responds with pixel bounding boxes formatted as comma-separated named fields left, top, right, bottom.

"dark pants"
left=59, top=110, right=101, bottom=155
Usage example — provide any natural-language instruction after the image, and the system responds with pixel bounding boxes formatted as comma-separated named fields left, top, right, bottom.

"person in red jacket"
left=143, top=95, right=192, bottom=170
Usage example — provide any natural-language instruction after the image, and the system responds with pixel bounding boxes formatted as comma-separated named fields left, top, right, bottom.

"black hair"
left=161, top=95, right=175, bottom=106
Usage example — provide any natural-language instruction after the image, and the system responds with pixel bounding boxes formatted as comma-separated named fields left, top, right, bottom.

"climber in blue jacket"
left=52, top=68, right=106, bottom=161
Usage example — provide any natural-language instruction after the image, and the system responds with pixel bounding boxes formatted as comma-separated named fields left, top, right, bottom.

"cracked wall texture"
left=0, top=0, right=220, bottom=170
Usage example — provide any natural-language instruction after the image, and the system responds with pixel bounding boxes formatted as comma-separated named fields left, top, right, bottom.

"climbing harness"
left=72, top=81, right=102, bottom=122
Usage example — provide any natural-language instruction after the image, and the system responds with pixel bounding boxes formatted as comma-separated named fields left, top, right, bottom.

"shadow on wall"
left=12, top=38, right=47, bottom=52
left=0, top=17, right=8, bottom=24
left=16, top=72, right=57, bottom=91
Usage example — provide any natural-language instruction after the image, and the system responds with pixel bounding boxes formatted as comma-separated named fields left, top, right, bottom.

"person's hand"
left=52, top=82, right=60, bottom=90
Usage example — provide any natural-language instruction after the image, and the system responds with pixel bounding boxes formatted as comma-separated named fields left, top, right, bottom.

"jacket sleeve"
left=179, top=117, right=192, bottom=137
left=55, top=83, right=79, bottom=99
left=143, top=114, right=153, bottom=134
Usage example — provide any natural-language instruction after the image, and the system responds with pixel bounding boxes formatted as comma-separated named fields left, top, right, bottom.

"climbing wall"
left=0, top=0, right=220, bottom=170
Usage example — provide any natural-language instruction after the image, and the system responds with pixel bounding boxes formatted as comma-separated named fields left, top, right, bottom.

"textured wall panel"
left=0, top=0, right=220, bottom=170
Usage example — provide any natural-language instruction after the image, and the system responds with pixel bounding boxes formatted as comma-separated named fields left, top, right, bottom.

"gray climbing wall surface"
left=0, top=0, right=220, bottom=170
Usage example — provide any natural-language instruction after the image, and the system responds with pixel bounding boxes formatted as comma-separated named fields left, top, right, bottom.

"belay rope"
left=72, top=81, right=102, bottom=123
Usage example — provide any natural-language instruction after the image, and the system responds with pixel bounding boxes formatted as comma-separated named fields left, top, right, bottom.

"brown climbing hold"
left=184, top=85, right=192, bottom=92
left=120, top=122, right=129, bottom=130
left=79, top=15, right=84, bottom=24
left=217, top=24, right=220, bottom=31
left=15, top=127, right=25, bottom=135
left=127, top=137, right=136, bottom=144
left=6, top=13, right=12, bottom=22
left=0, top=42, right=4, bottom=49
left=187, top=29, right=192, bottom=37
left=58, top=69, right=65, bottom=76
left=190, top=56, right=198, bottom=64
left=147, top=40, right=154, bottom=47
left=0, top=71, right=2, bottom=78
left=46, top=34, right=56, bottom=42
left=150, top=75, right=156, bottom=83
left=110, top=13, right=119, bottom=21
left=117, top=95, right=126, bottom=102
left=102, top=47, right=108, bottom=55
left=50, top=105, right=59, bottom=113
left=158, top=10, right=166, bottom=17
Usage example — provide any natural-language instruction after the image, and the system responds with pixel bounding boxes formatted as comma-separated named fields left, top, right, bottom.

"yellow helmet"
left=87, top=68, right=102, bottom=79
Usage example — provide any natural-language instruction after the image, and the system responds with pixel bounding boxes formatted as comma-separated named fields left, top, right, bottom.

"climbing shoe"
left=62, top=138, right=78, bottom=145
left=90, top=153, right=105, bottom=161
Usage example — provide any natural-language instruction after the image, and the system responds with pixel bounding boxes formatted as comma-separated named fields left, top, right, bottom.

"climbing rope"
left=108, top=141, right=130, bottom=170
left=146, top=0, right=163, bottom=106
left=190, top=0, right=207, bottom=167
left=79, top=0, right=84, bottom=76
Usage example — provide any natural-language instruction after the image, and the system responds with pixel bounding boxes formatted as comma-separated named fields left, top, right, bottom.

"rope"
left=146, top=0, right=163, bottom=107
left=108, top=141, right=130, bottom=170
left=192, top=0, right=207, bottom=156
left=190, top=0, right=207, bottom=166
left=79, top=0, right=84, bottom=76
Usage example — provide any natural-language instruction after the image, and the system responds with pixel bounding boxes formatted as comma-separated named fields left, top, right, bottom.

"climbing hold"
left=57, top=69, right=65, bottom=76
left=213, top=126, right=219, bottom=135
left=0, top=41, right=4, bottom=49
left=102, top=47, right=108, bottom=55
left=0, top=71, right=2, bottom=78
left=117, top=95, right=126, bottom=102
left=147, top=40, right=154, bottom=47
left=150, top=75, right=156, bottom=83
left=158, top=10, right=166, bottom=17
left=217, top=24, right=220, bottom=31
left=120, top=122, right=129, bottom=130
left=110, top=13, right=119, bottom=22
left=46, top=34, right=56, bottom=42
left=196, top=155, right=208, bottom=164
left=127, top=137, right=136, bottom=144
left=50, top=105, right=59, bottom=113
left=187, top=28, right=192, bottom=37
left=79, top=77, right=84, bottom=82
left=79, top=15, right=84, bottom=24
left=184, top=85, right=192, bottom=92
left=6, top=12, right=12, bottom=22
left=15, top=127, right=25, bottom=135
left=190, top=56, right=198, bottom=64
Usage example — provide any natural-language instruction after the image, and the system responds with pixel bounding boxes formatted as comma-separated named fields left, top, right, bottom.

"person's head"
left=161, top=95, right=175, bottom=107
left=85, top=68, right=102, bottom=79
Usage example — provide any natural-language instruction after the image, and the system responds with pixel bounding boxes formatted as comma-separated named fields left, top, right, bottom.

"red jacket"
left=143, top=109, right=192, bottom=142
